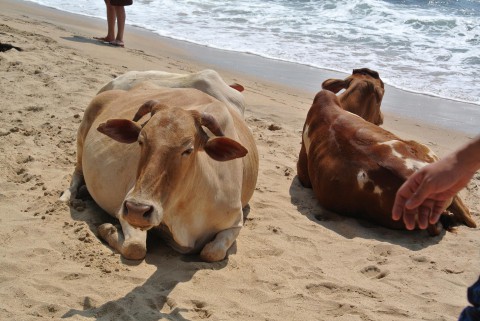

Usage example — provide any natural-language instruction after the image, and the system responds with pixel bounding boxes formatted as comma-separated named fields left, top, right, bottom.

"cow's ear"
left=204, top=137, right=248, bottom=161
left=230, top=83, right=245, bottom=92
left=374, top=86, right=385, bottom=103
left=322, top=79, right=348, bottom=93
left=97, top=119, right=141, bottom=144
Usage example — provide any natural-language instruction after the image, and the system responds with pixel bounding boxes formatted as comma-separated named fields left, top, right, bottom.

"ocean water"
left=27, top=0, right=480, bottom=106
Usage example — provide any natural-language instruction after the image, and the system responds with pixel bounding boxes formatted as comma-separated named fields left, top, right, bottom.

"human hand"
left=392, top=154, right=473, bottom=230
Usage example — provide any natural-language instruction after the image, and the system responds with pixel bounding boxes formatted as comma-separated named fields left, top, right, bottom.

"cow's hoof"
left=200, top=242, right=227, bottom=262
left=426, top=222, right=442, bottom=236
left=123, top=241, right=147, bottom=260
left=98, top=223, right=146, bottom=260
left=98, top=223, right=118, bottom=240
left=59, top=189, right=71, bottom=202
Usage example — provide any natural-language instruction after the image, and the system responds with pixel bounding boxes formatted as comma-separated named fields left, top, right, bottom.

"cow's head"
left=97, top=100, right=248, bottom=230
left=321, top=68, right=385, bottom=125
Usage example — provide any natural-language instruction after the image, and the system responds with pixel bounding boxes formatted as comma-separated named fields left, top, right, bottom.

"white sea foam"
left=27, top=0, right=480, bottom=106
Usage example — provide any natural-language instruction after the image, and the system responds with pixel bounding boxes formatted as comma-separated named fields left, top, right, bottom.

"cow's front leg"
left=200, top=225, right=241, bottom=262
left=59, top=169, right=84, bottom=202
left=98, top=218, right=147, bottom=260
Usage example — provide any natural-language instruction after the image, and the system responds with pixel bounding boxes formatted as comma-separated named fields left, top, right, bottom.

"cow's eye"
left=182, top=147, right=193, bottom=156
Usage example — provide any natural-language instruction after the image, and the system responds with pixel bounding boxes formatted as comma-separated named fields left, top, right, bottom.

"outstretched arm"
left=392, top=136, right=480, bottom=230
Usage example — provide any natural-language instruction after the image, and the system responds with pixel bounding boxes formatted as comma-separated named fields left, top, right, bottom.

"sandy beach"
left=1, top=1, right=479, bottom=320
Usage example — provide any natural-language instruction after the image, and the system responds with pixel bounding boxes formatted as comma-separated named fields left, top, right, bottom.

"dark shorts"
left=458, top=277, right=480, bottom=321
left=110, top=0, right=132, bottom=6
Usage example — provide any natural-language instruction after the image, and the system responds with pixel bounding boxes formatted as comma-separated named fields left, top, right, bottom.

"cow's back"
left=97, top=69, right=246, bottom=115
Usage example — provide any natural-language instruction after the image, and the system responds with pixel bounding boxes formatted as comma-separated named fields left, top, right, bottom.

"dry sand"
left=1, top=1, right=479, bottom=320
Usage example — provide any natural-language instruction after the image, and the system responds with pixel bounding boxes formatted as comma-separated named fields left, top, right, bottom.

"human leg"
left=94, top=0, right=116, bottom=42
left=111, top=5, right=126, bottom=46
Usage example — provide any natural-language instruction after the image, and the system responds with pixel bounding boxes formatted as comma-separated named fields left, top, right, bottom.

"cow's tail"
left=443, top=195, right=477, bottom=229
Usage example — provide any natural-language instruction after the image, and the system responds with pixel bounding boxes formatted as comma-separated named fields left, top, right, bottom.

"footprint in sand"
left=306, top=281, right=380, bottom=300
left=63, top=272, right=88, bottom=280
left=372, top=244, right=395, bottom=257
left=360, top=265, right=389, bottom=279
left=267, top=123, right=282, bottom=131
left=191, top=300, right=212, bottom=318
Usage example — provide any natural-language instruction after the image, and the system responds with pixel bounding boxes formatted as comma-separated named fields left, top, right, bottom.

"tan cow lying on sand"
left=61, top=82, right=259, bottom=261
left=97, top=69, right=246, bottom=115
left=297, top=89, right=476, bottom=235
left=322, top=68, right=385, bottom=125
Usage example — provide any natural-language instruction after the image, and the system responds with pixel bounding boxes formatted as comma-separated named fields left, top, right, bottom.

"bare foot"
left=93, top=36, right=114, bottom=42
left=109, top=40, right=125, bottom=47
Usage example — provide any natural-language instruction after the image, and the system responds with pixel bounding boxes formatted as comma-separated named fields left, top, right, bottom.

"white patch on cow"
left=405, top=159, right=429, bottom=171
left=357, top=169, right=383, bottom=196
left=303, top=124, right=311, bottom=155
left=379, top=140, right=430, bottom=172
left=357, top=169, right=368, bottom=189
left=379, top=140, right=403, bottom=158
left=373, top=185, right=383, bottom=195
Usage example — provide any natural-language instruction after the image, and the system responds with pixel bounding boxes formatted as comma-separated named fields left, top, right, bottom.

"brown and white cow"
left=61, top=82, right=259, bottom=261
left=97, top=69, right=246, bottom=115
left=322, top=68, right=385, bottom=125
left=297, top=89, right=476, bottom=234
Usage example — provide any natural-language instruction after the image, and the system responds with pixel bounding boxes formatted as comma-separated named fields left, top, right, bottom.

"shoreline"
left=7, top=0, right=480, bottom=136
left=21, top=0, right=480, bottom=111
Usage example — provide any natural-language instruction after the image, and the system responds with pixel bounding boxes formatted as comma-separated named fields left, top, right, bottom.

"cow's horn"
left=133, top=100, right=169, bottom=122
left=133, top=100, right=159, bottom=122
left=200, top=113, right=224, bottom=137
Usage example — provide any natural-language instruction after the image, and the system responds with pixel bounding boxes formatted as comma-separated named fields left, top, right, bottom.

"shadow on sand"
left=61, top=190, right=229, bottom=320
left=288, top=175, right=445, bottom=251
left=61, top=35, right=118, bottom=47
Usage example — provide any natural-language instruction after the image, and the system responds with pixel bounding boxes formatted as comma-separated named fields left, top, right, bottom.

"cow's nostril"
left=125, top=201, right=153, bottom=218
left=143, top=207, right=153, bottom=219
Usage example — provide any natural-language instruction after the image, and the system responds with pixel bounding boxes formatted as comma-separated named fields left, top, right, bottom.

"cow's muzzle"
left=122, top=200, right=155, bottom=230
